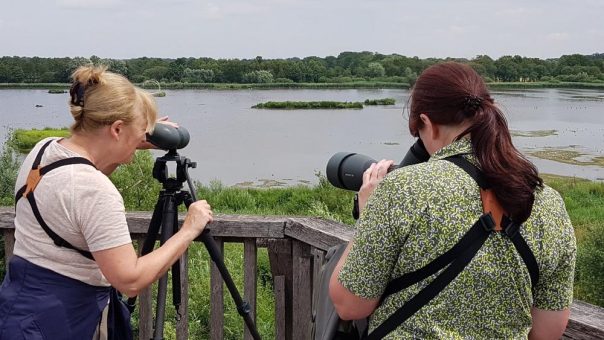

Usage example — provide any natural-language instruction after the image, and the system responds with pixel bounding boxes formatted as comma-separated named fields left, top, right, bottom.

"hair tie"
left=69, top=82, right=86, bottom=107
left=463, top=95, right=483, bottom=115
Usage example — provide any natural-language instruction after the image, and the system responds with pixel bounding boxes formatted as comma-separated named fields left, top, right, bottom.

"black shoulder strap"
left=366, top=155, right=538, bottom=339
left=16, top=139, right=97, bottom=260
left=445, top=155, right=539, bottom=287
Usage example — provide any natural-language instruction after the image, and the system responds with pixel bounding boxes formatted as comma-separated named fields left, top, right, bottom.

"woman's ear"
left=109, top=120, right=124, bottom=140
left=419, top=114, right=439, bottom=140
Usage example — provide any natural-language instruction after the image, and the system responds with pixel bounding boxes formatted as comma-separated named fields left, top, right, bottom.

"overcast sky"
left=0, top=0, right=602, bottom=60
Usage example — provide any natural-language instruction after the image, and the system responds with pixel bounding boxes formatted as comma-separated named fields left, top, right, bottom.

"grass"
left=252, top=101, right=364, bottom=110
left=48, top=89, right=67, bottom=94
left=9, top=127, right=70, bottom=153
left=364, top=98, right=396, bottom=105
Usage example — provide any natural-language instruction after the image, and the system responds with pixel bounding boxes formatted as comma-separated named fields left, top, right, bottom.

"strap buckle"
left=479, top=213, right=496, bottom=232
left=503, top=217, right=520, bottom=238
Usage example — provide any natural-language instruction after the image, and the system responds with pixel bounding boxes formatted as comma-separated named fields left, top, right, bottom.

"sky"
left=0, top=0, right=602, bottom=60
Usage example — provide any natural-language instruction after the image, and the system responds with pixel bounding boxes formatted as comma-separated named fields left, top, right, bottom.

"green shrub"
left=109, top=150, right=162, bottom=211
left=544, top=175, right=604, bottom=306
left=0, top=137, right=20, bottom=206
left=10, top=127, right=70, bottom=153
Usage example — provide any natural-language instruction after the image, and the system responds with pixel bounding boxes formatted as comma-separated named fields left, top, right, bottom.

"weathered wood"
left=2, top=229, right=15, bottom=264
left=311, top=247, right=325, bottom=322
left=176, top=249, right=189, bottom=340
left=563, top=300, right=604, bottom=339
left=210, top=237, right=224, bottom=340
left=274, top=275, right=286, bottom=340
left=268, top=239, right=293, bottom=340
left=292, top=240, right=313, bottom=340
left=243, top=238, right=257, bottom=340
left=135, top=236, right=153, bottom=340
left=0, top=207, right=15, bottom=227
left=285, top=217, right=353, bottom=251
left=119, top=211, right=286, bottom=238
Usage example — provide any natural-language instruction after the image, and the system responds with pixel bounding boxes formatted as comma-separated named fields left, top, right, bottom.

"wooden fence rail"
left=0, top=207, right=602, bottom=339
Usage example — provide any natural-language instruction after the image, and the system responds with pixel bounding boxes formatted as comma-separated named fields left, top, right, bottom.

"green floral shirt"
left=338, top=138, right=576, bottom=339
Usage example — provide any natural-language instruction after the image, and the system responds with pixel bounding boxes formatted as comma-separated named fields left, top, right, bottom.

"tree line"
left=0, top=52, right=603, bottom=85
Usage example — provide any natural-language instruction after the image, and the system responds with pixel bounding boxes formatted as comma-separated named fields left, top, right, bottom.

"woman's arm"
left=92, top=200, right=212, bottom=297
left=528, top=307, right=569, bottom=340
left=329, top=159, right=394, bottom=319
left=329, top=241, right=380, bottom=320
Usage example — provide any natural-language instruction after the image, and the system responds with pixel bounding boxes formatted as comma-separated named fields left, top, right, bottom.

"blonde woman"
left=0, top=65, right=213, bottom=340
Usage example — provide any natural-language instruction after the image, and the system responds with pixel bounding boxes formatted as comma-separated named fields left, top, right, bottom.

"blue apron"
left=0, top=255, right=110, bottom=340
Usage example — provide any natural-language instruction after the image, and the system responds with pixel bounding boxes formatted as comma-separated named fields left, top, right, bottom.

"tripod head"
left=152, top=149, right=197, bottom=193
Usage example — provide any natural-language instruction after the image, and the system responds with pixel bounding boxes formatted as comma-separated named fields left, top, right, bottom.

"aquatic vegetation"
left=529, top=147, right=604, bottom=167
left=511, top=130, right=558, bottom=137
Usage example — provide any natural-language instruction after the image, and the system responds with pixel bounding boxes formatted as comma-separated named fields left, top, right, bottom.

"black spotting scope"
left=326, top=139, right=430, bottom=191
left=146, top=124, right=190, bottom=150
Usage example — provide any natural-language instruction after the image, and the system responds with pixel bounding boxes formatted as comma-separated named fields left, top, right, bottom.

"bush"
left=0, top=136, right=20, bottom=206
left=9, top=127, right=70, bottom=153
left=109, top=151, right=162, bottom=211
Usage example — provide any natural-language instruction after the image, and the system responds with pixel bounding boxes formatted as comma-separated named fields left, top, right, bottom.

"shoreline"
left=1, top=81, right=604, bottom=90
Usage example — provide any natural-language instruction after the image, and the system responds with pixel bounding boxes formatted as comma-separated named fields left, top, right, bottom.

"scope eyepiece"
left=146, top=124, right=190, bottom=150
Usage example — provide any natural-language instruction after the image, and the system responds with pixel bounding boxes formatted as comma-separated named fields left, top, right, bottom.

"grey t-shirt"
left=13, top=137, right=132, bottom=286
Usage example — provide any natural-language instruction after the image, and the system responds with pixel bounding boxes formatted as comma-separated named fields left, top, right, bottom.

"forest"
left=0, top=52, right=603, bottom=86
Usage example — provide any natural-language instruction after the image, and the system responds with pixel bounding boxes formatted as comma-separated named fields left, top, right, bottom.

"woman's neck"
left=59, top=132, right=118, bottom=175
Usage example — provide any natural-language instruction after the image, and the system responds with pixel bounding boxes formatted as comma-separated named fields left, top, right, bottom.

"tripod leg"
left=153, top=194, right=177, bottom=340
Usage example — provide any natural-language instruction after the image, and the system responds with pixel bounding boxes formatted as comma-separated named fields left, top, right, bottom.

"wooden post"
left=292, top=240, right=312, bottom=340
left=311, top=247, right=325, bottom=323
left=210, top=237, right=224, bottom=340
left=3, top=229, right=15, bottom=265
left=268, top=238, right=293, bottom=340
left=244, top=238, right=258, bottom=340
left=274, top=275, right=286, bottom=340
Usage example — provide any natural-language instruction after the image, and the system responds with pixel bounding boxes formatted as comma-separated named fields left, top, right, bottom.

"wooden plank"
left=243, top=238, right=258, bottom=340
left=274, top=275, right=286, bottom=340
left=563, top=300, right=604, bottom=339
left=0, top=207, right=15, bottom=230
left=176, top=249, right=189, bottom=340
left=291, top=240, right=312, bottom=340
left=3, top=230, right=15, bottom=265
left=210, top=237, right=224, bottom=340
left=136, top=236, right=153, bottom=340
left=268, top=239, right=292, bottom=340
left=311, top=247, right=325, bottom=322
left=284, top=217, right=353, bottom=251
left=113, top=211, right=287, bottom=238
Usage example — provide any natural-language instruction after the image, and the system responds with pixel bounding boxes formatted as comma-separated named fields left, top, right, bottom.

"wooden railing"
left=1, top=207, right=603, bottom=339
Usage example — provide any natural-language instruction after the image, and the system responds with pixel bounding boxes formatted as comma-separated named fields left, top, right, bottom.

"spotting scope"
left=326, top=139, right=430, bottom=191
left=146, top=124, right=190, bottom=150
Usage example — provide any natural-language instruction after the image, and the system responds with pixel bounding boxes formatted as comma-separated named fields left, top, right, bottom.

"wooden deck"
left=1, top=207, right=602, bottom=339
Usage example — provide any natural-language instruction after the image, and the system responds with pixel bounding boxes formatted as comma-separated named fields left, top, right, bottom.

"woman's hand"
left=137, top=116, right=179, bottom=150
left=182, top=200, right=213, bottom=237
left=357, top=159, right=394, bottom=213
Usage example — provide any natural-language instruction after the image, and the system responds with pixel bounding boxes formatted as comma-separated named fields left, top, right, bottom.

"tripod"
left=134, top=149, right=261, bottom=340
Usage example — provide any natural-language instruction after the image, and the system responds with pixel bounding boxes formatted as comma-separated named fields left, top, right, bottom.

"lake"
left=1, top=88, right=603, bottom=186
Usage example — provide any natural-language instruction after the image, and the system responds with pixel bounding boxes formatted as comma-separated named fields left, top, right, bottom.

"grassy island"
left=252, top=101, right=364, bottom=109
left=364, top=98, right=396, bottom=105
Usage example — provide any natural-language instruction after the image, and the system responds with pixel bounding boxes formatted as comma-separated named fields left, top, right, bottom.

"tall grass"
left=9, top=127, right=70, bottom=153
